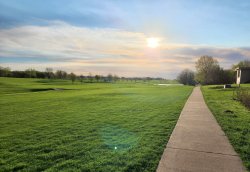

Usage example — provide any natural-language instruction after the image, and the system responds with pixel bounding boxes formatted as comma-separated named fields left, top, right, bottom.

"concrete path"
left=157, top=87, right=246, bottom=172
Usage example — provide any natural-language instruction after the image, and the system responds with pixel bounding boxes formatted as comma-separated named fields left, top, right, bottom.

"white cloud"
left=0, top=21, right=146, bottom=60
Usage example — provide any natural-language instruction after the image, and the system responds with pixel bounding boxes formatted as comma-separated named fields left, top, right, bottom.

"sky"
left=0, top=0, right=250, bottom=79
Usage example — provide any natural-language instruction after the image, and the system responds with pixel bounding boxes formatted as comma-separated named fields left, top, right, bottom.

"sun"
left=147, top=37, right=159, bottom=48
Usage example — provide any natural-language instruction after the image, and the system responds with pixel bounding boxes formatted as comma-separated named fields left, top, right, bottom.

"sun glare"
left=147, top=37, right=159, bottom=48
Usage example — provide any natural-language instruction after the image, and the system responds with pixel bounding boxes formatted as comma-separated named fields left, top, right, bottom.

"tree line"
left=178, top=56, right=250, bottom=85
left=2, top=56, right=248, bottom=85
left=0, top=67, right=166, bottom=83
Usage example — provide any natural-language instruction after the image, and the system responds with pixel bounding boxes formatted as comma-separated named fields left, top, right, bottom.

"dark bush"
left=177, top=69, right=196, bottom=85
left=234, top=88, right=250, bottom=109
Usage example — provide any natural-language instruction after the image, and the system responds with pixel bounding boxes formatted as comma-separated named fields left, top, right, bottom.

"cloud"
left=0, top=21, right=250, bottom=79
left=0, top=21, right=145, bottom=59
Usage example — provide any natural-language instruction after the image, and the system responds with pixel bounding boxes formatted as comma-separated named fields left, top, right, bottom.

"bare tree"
left=45, top=68, right=54, bottom=79
left=80, top=75, right=84, bottom=84
left=95, top=75, right=100, bottom=82
left=107, top=74, right=113, bottom=82
left=25, top=68, right=37, bottom=78
left=69, top=72, right=76, bottom=84
left=88, top=73, right=94, bottom=83
left=55, top=70, right=67, bottom=79
left=195, top=56, right=221, bottom=85
left=113, top=75, right=119, bottom=82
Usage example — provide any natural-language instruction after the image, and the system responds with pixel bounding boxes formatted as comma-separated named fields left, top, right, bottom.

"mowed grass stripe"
left=0, top=78, right=192, bottom=171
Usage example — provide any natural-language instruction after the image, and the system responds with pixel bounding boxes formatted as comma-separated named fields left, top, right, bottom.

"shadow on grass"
left=29, top=88, right=73, bottom=92
left=208, top=86, right=224, bottom=89
left=208, top=85, right=238, bottom=91
left=29, top=88, right=55, bottom=92
left=35, top=79, right=72, bottom=85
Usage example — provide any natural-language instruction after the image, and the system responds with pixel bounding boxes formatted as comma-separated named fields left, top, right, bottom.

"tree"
left=80, top=75, right=84, bottom=84
left=177, top=69, right=196, bottom=85
left=221, top=69, right=235, bottom=84
left=95, top=75, right=100, bottom=82
left=195, top=56, right=221, bottom=85
left=55, top=70, right=67, bottom=79
left=36, top=71, right=46, bottom=78
left=107, top=74, right=113, bottom=82
left=45, top=68, right=54, bottom=79
left=25, top=68, right=37, bottom=78
left=0, top=66, right=11, bottom=77
left=11, top=71, right=26, bottom=78
left=113, top=75, right=119, bottom=82
left=69, top=72, right=76, bottom=84
left=232, top=60, right=250, bottom=69
left=87, top=73, right=94, bottom=83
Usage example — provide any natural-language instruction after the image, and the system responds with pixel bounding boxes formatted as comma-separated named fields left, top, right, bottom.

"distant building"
left=235, top=67, right=250, bottom=84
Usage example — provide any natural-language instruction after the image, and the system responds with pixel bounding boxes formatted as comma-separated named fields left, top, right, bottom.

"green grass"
left=0, top=77, right=192, bottom=171
left=202, top=85, right=250, bottom=171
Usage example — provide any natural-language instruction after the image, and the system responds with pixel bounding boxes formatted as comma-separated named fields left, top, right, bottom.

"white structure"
left=235, top=67, right=250, bottom=84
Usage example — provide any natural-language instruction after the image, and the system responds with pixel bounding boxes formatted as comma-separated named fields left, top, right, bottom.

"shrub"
left=234, top=88, right=250, bottom=109
left=177, top=69, right=196, bottom=85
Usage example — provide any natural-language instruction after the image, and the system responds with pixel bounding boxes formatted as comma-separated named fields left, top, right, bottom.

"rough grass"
left=234, top=88, right=250, bottom=109
left=202, top=85, right=250, bottom=171
left=0, top=77, right=192, bottom=171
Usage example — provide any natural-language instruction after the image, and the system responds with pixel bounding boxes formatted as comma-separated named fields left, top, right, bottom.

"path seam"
left=166, top=146, right=239, bottom=157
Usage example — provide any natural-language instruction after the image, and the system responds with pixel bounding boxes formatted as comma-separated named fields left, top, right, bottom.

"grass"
left=0, top=77, right=192, bottom=171
left=202, top=85, right=250, bottom=171
left=234, top=87, right=250, bottom=109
